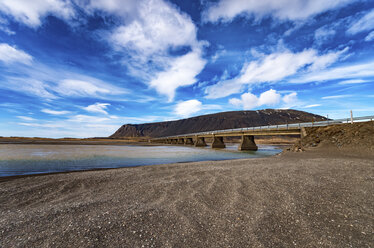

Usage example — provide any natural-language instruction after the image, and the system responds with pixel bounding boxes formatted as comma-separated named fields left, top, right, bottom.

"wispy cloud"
left=0, top=17, right=15, bottom=35
left=0, top=61, right=128, bottom=100
left=203, top=0, right=358, bottom=23
left=17, top=116, right=36, bottom=121
left=88, top=0, right=207, bottom=101
left=347, top=9, right=374, bottom=34
left=0, top=0, right=75, bottom=27
left=0, top=43, right=32, bottom=64
left=322, top=95, right=351, bottom=99
left=83, top=103, right=111, bottom=115
left=41, top=109, right=71, bottom=115
left=365, top=31, right=374, bottom=41
left=303, top=104, right=321, bottom=108
left=338, top=79, right=368, bottom=85
left=290, top=60, right=374, bottom=84
left=205, top=47, right=348, bottom=99
left=54, top=79, right=126, bottom=98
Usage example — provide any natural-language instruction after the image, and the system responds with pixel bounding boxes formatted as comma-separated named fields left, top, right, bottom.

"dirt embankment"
left=290, top=121, right=374, bottom=157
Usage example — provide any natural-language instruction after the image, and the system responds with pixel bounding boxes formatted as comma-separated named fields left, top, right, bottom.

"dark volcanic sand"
left=0, top=149, right=373, bottom=247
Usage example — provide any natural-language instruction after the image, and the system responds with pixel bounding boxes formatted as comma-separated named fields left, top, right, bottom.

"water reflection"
left=0, top=144, right=281, bottom=177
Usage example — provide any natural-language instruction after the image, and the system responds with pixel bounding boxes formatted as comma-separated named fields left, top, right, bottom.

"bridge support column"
left=194, top=137, right=207, bottom=147
left=301, top=127, right=308, bottom=138
left=185, top=138, right=193, bottom=145
left=238, top=135, right=258, bottom=151
left=178, top=138, right=184, bottom=144
left=211, top=136, right=225, bottom=149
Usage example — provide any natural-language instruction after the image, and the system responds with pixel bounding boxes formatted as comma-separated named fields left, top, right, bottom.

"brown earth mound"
left=290, top=121, right=374, bottom=156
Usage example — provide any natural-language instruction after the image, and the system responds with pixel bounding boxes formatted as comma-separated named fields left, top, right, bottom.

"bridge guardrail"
left=153, top=115, right=374, bottom=140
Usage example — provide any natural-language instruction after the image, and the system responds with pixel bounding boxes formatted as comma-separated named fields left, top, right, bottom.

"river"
left=0, top=144, right=282, bottom=177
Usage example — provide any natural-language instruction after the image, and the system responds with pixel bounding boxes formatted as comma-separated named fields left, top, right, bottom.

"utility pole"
left=350, top=110, right=353, bottom=124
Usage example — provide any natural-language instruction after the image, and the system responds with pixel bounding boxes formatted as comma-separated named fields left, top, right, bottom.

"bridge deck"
left=150, top=115, right=373, bottom=142
left=178, top=129, right=301, bottom=138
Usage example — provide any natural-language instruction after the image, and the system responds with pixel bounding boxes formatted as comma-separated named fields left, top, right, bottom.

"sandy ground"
left=0, top=147, right=373, bottom=248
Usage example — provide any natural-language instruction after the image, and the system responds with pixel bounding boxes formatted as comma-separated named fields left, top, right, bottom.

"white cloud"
left=149, top=48, right=206, bottom=101
left=205, top=48, right=347, bottom=99
left=290, top=60, right=374, bottom=84
left=204, top=78, right=244, bottom=99
left=281, top=92, right=301, bottom=109
left=41, top=109, right=71, bottom=115
left=88, top=0, right=206, bottom=101
left=0, top=16, right=15, bottom=35
left=17, top=116, right=36, bottom=121
left=0, top=58, right=128, bottom=100
left=174, top=99, right=202, bottom=118
left=0, top=0, right=207, bottom=102
left=347, top=9, right=374, bottom=35
left=54, top=79, right=124, bottom=98
left=229, top=89, right=293, bottom=110
left=229, top=92, right=259, bottom=109
left=67, top=114, right=111, bottom=123
left=258, top=89, right=282, bottom=106
left=83, top=103, right=110, bottom=115
left=282, top=92, right=298, bottom=105
left=322, top=95, right=351, bottom=99
left=9, top=79, right=57, bottom=99
left=338, top=79, right=368, bottom=85
left=303, top=104, right=321, bottom=108
left=0, top=0, right=75, bottom=27
left=203, top=0, right=356, bottom=23
left=365, top=31, right=374, bottom=41
left=314, top=26, right=336, bottom=44
left=308, top=47, right=349, bottom=71
left=18, top=122, right=63, bottom=128
left=109, top=0, right=197, bottom=58
left=0, top=43, right=32, bottom=64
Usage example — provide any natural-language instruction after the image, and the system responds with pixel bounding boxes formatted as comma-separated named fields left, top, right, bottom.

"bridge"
left=149, top=115, right=374, bottom=151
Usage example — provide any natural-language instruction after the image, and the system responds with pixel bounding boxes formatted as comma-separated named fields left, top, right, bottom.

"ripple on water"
left=0, top=144, right=281, bottom=177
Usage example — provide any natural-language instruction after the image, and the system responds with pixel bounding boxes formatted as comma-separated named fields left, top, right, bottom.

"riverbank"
left=0, top=147, right=373, bottom=247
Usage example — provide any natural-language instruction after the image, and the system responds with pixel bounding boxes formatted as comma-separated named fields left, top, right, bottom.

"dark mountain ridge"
left=110, top=109, right=328, bottom=138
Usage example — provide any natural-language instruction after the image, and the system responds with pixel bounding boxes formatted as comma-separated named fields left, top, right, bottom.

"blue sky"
left=0, top=0, right=373, bottom=138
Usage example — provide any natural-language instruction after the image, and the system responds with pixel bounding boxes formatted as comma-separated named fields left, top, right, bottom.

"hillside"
left=110, top=109, right=327, bottom=138
left=290, top=121, right=374, bottom=157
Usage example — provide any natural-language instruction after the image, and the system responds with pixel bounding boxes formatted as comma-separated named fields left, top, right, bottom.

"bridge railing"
left=153, top=115, right=374, bottom=140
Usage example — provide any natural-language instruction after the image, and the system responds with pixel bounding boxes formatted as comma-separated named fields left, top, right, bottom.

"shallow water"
left=0, top=144, right=281, bottom=177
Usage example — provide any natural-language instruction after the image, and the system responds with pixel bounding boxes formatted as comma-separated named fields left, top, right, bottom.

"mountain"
left=110, top=109, right=328, bottom=138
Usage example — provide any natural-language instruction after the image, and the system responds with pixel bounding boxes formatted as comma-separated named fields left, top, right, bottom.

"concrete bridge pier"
left=301, top=127, right=308, bottom=138
left=194, top=136, right=207, bottom=147
left=211, top=136, right=225, bottom=149
left=238, top=135, right=258, bottom=151
left=185, top=138, right=194, bottom=145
